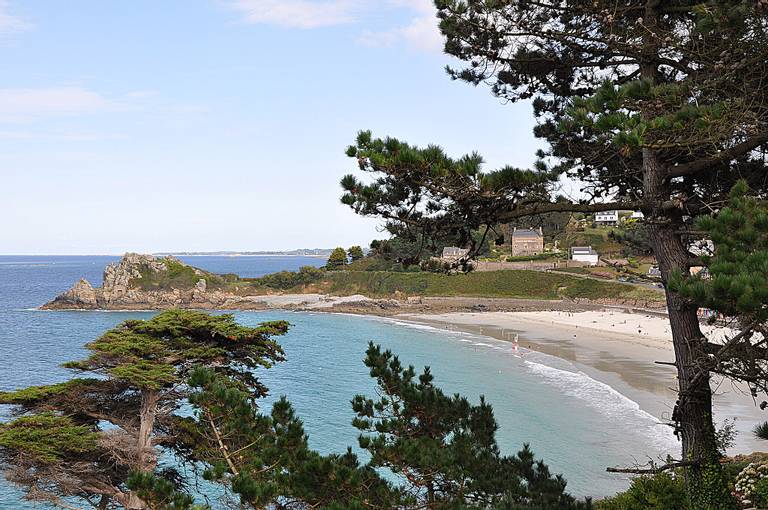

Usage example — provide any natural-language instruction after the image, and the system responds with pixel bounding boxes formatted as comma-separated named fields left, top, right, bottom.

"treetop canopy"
left=62, top=309, right=288, bottom=390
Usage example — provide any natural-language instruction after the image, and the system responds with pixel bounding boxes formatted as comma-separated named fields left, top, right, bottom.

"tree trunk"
left=126, top=389, right=160, bottom=510
left=643, top=149, right=732, bottom=507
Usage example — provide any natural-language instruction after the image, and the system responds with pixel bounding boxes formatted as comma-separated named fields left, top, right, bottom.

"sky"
left=0, top=0, right=542, bottom=255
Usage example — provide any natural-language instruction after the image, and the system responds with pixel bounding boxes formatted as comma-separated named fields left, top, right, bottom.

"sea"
left=0, top=255, right=677, bottom=508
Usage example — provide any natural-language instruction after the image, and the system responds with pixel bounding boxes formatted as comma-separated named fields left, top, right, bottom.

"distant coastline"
left=154, top=250, right=332, bottom=258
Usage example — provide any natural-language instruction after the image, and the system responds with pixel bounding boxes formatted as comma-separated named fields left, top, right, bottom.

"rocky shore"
left=41, top=253, right=665, bottom=315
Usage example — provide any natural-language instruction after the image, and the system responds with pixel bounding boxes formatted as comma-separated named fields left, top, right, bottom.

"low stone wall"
left=473, top=260, right=591, bottom=272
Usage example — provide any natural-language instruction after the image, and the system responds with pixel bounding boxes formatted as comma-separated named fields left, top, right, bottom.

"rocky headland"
left=41, top=253, right=664, bottom=315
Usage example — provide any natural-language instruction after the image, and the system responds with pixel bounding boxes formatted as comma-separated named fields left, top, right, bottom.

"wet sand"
left=398, top=309, right=767, bottom=454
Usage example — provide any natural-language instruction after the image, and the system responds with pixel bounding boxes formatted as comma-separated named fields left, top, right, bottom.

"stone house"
left=511, top=228, right=544, bottom=256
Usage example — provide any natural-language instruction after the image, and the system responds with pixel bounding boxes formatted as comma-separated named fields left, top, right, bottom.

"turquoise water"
left=0, top=256, right=676, bottom=507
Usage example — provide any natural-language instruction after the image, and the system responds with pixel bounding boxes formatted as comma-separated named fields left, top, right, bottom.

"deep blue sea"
left=0, top=255, right=676, bottom=508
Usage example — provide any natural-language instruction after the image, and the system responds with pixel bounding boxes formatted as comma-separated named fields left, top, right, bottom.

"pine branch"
left=667, top=131, right=768, bottom=179
left=497, top=201, right=638, bottom=221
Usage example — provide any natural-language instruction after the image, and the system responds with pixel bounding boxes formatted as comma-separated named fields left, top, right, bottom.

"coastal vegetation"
left=244, top=265, right=325, bottom=290
left=53, top=251, right=665, bottom=306
left=134, top=257, right=226, bottom=291
left=0, top=310, right=589, bottom=509
left=325, top=247, right=349, bottom=270
left=339, top=1, right=768, bottom=506
left=325, top=269, right=663, bottom=302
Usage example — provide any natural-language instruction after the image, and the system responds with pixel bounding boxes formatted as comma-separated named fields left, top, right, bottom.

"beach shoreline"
left=393, top=309, right=767, bottom=455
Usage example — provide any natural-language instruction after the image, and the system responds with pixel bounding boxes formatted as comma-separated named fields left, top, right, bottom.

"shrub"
left=753, top=477, right=768, bottom=508
left=735, top=462, right=768, bottom=505
left=420, top=258, right=451, bottom=273
left=596, top=473, right=689, bottom=510
left=326, top=247, right=348, bottom=270
left=251, top=266, right=324, bottom=290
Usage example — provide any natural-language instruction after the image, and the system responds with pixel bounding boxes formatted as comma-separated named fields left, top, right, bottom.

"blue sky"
left=0, top=1, right=541, bottom=254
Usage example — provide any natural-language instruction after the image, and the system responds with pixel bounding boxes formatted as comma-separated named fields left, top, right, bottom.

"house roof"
left=512, top=229, right=542, bottom=238
left=571, top=246, right=598, bottom=255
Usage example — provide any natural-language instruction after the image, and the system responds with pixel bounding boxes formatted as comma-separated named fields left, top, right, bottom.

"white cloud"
left=0, top=87, right=117, bottom=122
left=358, top=1, right=443, bottom=54
left=226, top=0, right=443, bottom=51
left=0, top=1, right=29, bottom=34
left=227, top=0, right=363, bottom=29
left=387, top=0, right=434, bottom=14
left=399, top=14, right=443, bottom=53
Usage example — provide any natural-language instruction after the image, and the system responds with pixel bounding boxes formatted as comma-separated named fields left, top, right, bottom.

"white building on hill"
left=571, top=246, right=599, bottom=266
left=595, top=210, right=619, bottom=225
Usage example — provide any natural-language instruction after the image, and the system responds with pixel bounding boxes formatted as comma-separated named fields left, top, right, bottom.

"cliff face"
left=41, top=253, right=235, bottom=310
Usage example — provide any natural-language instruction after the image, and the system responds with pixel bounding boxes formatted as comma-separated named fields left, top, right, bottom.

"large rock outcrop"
left=41, top=253, right=226, bottom=310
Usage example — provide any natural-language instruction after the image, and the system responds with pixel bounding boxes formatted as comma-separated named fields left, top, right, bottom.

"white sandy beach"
left=404, top=309, right=735, bottom=352
left=398, top=308, right=767, bottom=454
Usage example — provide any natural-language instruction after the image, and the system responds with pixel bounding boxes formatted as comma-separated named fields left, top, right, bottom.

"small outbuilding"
left=571, top=246, right=599, bottom=266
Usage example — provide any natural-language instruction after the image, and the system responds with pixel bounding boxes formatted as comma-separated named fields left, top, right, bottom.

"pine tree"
left=351, top=343, right=589, bottom=510
left=340, top=2, right=768, bottom=505
left=169, top=367, right=405, bottom=509
left=347, top=245, right=365, bottom=262
left=326, top=247, right=349, bottom=270
left=0, top=310, right=287, bottom=509
left=0, top=311, right=589, bottom=509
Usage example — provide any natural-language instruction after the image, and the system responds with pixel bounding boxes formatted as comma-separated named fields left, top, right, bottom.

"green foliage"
left=183, top=344, right=589, bottom=509
left=607, top=224, right=653, bottom=257
left=326, top=269, right=664, bottom=302
left=248, top=265, right=324, bottom=290
left=66, top=309, right=287, bottom=390
left=347, top=245, right=364, bottom=261
left=0, top=413, right=98, bottom=464
left=326, top=247, right=349, bottom=270
left=595, top=473, right=689, bottom=510
left=0, top=378, right=98, bottom=405
left=357, top=1, right=768, bottom=505
left=366, top=236, right=436, bottom=267
left=182, top=367, right=404, bottom=509
left=753, top=476, right=768, bottom=508
left=689, top=462, right=739, bottom=510
left=0, top=310, right=290, bottom=509
left=1, top=307, right=595, bottom=508
left=136, top=257, right=223, bottom=290
left=671, top=181, right=768, bottom=323
left=754, top=422, right=768, bottom=441
left=420, top=257, right=452, bottom=273
left=127, top=472, right=205, bottom=510
left=351, top=343, right=589, bottom=509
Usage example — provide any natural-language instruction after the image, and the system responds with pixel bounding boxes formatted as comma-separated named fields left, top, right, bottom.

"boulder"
left=45, top=278, right=100, bottom=309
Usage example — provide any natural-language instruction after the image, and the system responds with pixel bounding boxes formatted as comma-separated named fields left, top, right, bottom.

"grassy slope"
left=128, top=257, right=663, bottom=303
left=323, top=270, right=664, bottom=302
left=134, top=259, right=226, bottom=290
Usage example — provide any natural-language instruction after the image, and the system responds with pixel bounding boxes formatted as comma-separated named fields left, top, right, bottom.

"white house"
left=594, top=210, right=619, bottom=225
left=631, top=211, right=645, bottom=219
left=571, top=246, right=599, bottom=266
